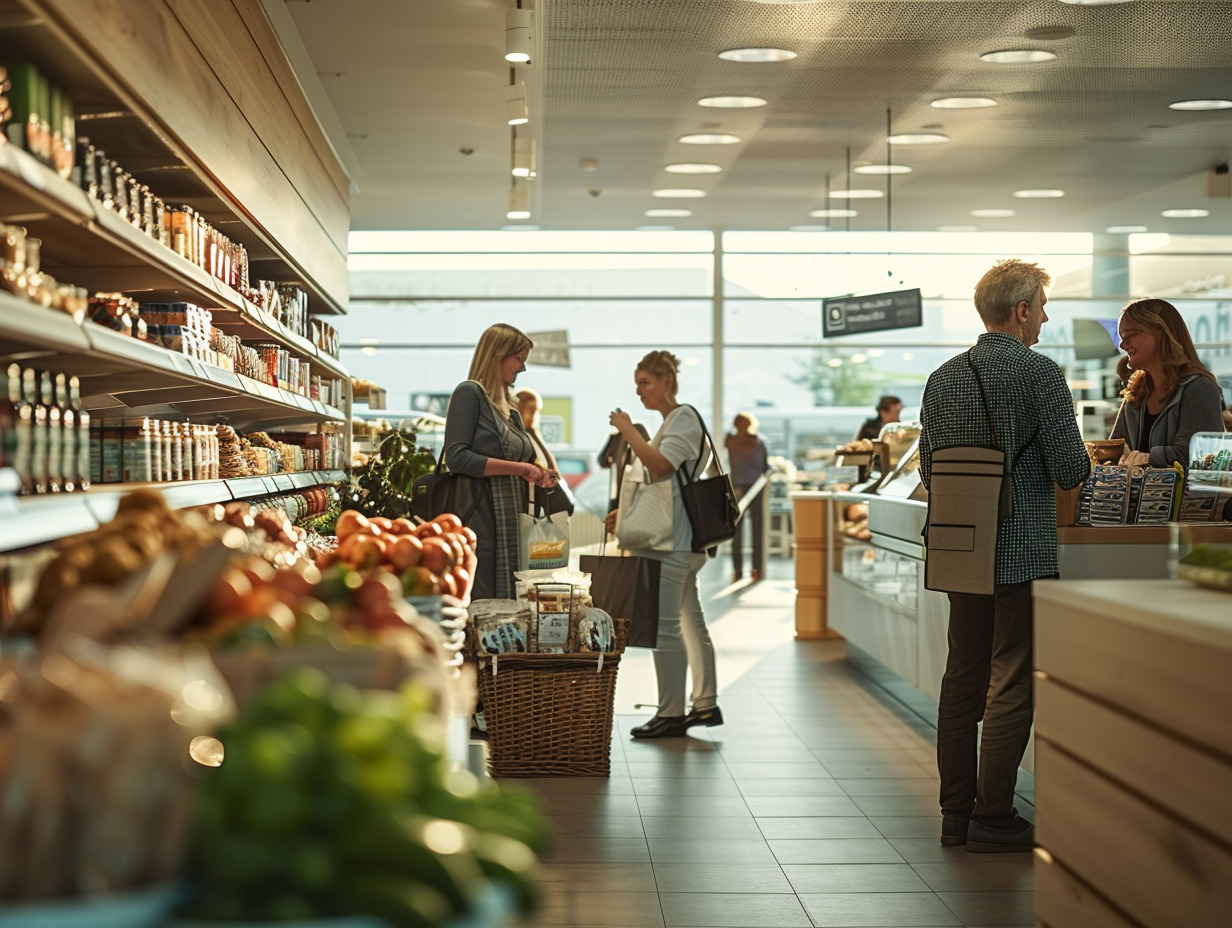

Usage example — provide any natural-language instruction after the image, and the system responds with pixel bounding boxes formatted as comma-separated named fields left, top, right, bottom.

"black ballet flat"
left=685, top=706, right=724, bottom=729
left=631, top=715, right=689, bottom=739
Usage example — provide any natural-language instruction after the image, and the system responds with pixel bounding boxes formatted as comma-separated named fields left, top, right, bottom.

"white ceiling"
left=277, top=0, right=1232, bottom=236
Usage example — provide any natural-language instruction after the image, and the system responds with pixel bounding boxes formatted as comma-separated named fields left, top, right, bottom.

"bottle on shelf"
left=56, top=373, right=75, bottom=493
left=2, top=364, right=33, bottom=493
left=25, top=368, right=48, bottom=495
left=71, top=376, right=90, bottom=492
left=41, top=372, right=62, bottom=494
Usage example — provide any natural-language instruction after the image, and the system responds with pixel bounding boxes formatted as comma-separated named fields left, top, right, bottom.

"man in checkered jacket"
left=919, top=259, right=1090, bottom=853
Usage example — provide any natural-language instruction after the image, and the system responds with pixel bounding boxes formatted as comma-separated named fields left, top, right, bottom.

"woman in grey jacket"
left=443, top=324, right=558, bottom=599
left=1112, top=299, right=1225, bottom=468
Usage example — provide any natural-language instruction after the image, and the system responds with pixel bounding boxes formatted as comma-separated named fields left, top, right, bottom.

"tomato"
left=431, top=513, right=464, bottom=533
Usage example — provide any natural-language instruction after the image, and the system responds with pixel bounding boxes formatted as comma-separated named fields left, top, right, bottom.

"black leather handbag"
left=675, top=406, right=740, bottom=554
left=411, top=453, right=485, bottom=524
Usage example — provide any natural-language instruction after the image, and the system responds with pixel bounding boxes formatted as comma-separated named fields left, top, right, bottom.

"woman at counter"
left=443, top=324, right=557, bottom=599
left=1112, top=298, right=1224, bottom=468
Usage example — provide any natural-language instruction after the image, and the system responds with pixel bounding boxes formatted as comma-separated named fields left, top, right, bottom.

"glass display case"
left=830, top=494, right=919, bottom=613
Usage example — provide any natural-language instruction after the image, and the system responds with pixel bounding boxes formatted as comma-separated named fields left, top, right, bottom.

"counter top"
left=1033, top=579, right=1232, bottom=651
left=1057, top=524, right=1232, bottom=545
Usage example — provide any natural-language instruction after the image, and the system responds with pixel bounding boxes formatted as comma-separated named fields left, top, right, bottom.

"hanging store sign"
left=822, top=288, right=923, bottom=337
left=527, top=329, right=571, bottom=368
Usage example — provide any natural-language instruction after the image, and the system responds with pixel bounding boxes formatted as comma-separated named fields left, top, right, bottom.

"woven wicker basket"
left=473, top=618, right=628, bottom=778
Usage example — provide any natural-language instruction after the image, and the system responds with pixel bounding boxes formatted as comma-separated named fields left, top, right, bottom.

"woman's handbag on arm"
left=676, top=406, right=740, bottom=554
left=411, top=452, right=485, bottom=523
left=614, top=458, right=675, bottom=551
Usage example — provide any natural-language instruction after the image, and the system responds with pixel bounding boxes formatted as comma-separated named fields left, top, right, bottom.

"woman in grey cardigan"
left=443, top=324, right=558, bottom=599
left=1112, top=299, right=1225, bottom=468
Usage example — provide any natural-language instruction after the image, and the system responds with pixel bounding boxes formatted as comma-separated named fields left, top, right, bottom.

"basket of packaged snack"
left=467, top=577, right=627, bottom=778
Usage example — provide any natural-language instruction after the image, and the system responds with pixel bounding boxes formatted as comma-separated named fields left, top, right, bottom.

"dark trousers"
left=732, top=484, right=765, bottom=576
left=937, top=581, right=1034, bottom=828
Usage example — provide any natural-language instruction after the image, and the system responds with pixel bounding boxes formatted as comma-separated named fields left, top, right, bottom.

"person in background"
left=443, top=324, right=556, bottom=600
left=857, top=395, right=903, bottom=441
left=918, top=259, right=1089, bottom=853
left=604, top=350, right=722, bottom=739
left=1112, top=298, right=1225, bottom=467
left=517, top=386, right=571, bottom=516
left=725, top=412, right=769, bottom=583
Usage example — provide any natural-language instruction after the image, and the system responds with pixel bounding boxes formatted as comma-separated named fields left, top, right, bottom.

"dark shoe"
left=967, top=814, right=1034, bottom=853
left=750, top=569, right=762, bottom=582
left=685, top=705, right=724, bottom=729
left=732, top=571, right=743, bottom=583
left=631, top=715, right=688, bottom=739
left=940, top=815, right=969, bottom=847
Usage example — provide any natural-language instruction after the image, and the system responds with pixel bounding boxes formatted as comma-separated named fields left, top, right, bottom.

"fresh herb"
left=342, top=429, right=437, bottom=520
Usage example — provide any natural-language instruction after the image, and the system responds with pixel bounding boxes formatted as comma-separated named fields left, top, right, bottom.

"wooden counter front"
left=791, top=493, right=843, bottom=641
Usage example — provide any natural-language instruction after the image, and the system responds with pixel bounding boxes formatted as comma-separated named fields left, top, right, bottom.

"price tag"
left=273, top=474, right=295, bottom=492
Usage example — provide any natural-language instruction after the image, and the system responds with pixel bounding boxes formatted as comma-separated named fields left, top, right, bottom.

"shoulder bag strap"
left=681, top=404, right=728, bottom=482
left=965, top=349, right=1000, bottom=452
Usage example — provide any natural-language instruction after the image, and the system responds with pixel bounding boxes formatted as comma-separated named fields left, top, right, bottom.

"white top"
left=650, top=405, right=706, bottom=552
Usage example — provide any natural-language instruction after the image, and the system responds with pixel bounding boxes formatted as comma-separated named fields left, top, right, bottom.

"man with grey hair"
left=918, top=259, right=1090, bottom=853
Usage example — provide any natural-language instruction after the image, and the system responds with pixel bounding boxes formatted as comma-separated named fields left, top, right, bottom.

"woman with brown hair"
left=443, top=323, right=558, bottom=599
left=1111, top=298, right=1225, bottom=468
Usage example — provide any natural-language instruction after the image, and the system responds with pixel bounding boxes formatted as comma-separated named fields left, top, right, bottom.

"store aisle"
left=509, top=559, right=1034, bottom=928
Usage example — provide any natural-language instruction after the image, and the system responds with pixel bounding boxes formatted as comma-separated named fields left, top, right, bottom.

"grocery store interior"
left=1, top=1, right=1231, bottom=927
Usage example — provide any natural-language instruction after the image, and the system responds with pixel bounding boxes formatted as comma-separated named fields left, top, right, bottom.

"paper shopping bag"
left=578, top=552, right=661, bottom=648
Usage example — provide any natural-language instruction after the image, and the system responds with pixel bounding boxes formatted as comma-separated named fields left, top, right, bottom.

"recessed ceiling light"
left=937, top=225, right=978, bottom=232
left=971, top=208, right=1016, bottom=217
left=1105, top=225, right=1148, bottom=233
left=788, top=224, right=830, bottom=231
left=698, top=95, right=767, bottom=108
left=887, top=133, right=949, bottom=144
left=1013, top=188, right=1066, bottom=198
left=1161, top=208, right=1209, bottom=218
left=931, top=97, right=998, bottom=109
left=854, top=164, right=913, bottom=175
left=830, top=189, right=884, bottom=199
left=645, top=208, right=692, bottom=217
left=665, top=163, right=723, bottom=174
left=679, top=133, right=742, bottom=145
left=1169, top=99, right=1232, bottom=111
left=719, top=47, right=796, bottom=62
left=636, top=225, right=676, bottom=231
left=652, top=189, right=707, bottom=198
left=810, top=208, right=858, bottom=218
left=980, top=49, right=1057, bottom=64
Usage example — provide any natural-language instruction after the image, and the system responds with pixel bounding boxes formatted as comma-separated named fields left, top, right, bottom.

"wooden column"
left=792, top=493, right=843, bottom=640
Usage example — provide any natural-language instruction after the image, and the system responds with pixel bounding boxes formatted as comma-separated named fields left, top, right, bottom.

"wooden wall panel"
left=34, top=0, right=349, bottom=309
left=1034, top=855, right=1140, bottom=928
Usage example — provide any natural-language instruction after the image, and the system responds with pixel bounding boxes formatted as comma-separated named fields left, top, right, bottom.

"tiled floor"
left=508, top=558, right=1034, bottom=928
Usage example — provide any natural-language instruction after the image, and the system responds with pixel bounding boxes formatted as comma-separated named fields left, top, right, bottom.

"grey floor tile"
left=911, top=860, right=1034, bottom=893
left=652, top=862, right=793, bottom=893
left=724, top=761, right=830, bottom=779
left=768, top=838, right=906, bottom=865
left=822, top=760, right=938, bottom=779
left=534, top=889, right=665, bottom=926
left=641, top=815, right=767, bottom=839
left=633, top=777, right=744, bottom=796
left=783, top=863, right=930, bottom=893
left=636, top=794, right=752, bottom=817
left=852, top=794, right=943, bottom=817
left=544, top=813, right=649, bottom=838
left=736, top=777, right=847, bottom=798
left=799, top=891, right=962, bottom=926
left=869, top=816, right=944, bottom=839
left=542, top=836, right=651, bottom=864
left=935, top=891, right=1035, bottom=926
left=886, top=837, right=973, bottom=863
left=647, top=837, right=780, bottom=864
left=757, top=817, right=884, bottom=840
left=837, top=778, right=940, bottom=797
left=534, top=862, right=657, bottom=891
left=660, top=892, right=812, bottom=927
left=744, top=795, right=862, bottom=817
left=721, top=745, right=823, bottom=764
left=627, top=762, right=734, bottom=779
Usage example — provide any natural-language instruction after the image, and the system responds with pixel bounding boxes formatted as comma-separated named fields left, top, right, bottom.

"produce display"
left=186, top=668, right=544, bottom=925
left=342, top=428, right=438, bottom=524
left=1178, top=543, right=1232, bottom=593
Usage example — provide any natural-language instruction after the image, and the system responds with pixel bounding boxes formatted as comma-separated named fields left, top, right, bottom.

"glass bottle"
left=27, top=369, right=47, bottom=494
left=56, top=373, right=75, bottom=493
left=2, top=364, right=30, bottom=491
left=71, top=376, right=90, bottom=492
left=41, top=372, right=62, bottom=493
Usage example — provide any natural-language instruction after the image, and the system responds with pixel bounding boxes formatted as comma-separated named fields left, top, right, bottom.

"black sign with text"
left=822, top=288, right=923, bottom=337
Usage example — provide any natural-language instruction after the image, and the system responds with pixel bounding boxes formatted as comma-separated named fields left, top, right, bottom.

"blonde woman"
left=1112, top=298, right=1224, bottom=467
left=605, top=350, right=722, bottom=738
left=443, top=324, right=557, bottom=599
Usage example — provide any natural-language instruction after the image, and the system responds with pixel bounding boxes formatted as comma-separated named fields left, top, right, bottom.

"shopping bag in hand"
left=578, top=551, right=661, bottom=648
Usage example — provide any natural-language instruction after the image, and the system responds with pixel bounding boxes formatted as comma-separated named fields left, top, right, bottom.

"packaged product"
left=576, top=607, right=616, bottom=653
left=468, top=599, right=531, bottom=654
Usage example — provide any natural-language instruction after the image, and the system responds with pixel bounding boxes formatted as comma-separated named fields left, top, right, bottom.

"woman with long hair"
left=605, top=350, right=722, bottom=738
left=1111, top=298, right=1225, bottom=467
left=443, top=324, right=558, bottom=599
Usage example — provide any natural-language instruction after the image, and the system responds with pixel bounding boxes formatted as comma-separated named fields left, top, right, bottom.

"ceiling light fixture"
left=1161, top=208, right=1209, bottom=218
left=854, top=164, right=912, bottom=175
left=830, top=189, right=884, bottom=199
left=1169, top=99, right=1232, bottom=111
left=931, top=97, right=998, bottom=109
left=645, top=208, right=692, bottom=217
left=679, top=133, right=741, bottom=145
left=971, top=208, right=1016, bottom=217
left=1105, top=225, right=1148, bottom=233
left=937, top=225, right=978, bottom=232
left=504, top=8, right=534, bottom=63
left=507, top=184, right=530, bottom=220
left=980, top=49, right=1057, bottom=64
left=810, top=208, right=857, bottom=218
left=887, top=132, right=949, bottom=144
left=652, top=188, right=707, bottom=198
left=698, top=95, right=767, bottom=108
left=665, top=163, right=723, bottom=174
left=718, top=47, right=796, bottom=62
left=505, top=82, right=529, bottom=125
left=1013, top=188, right=1065, bottom=198
left=512, top=136, right=537, bottom=178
